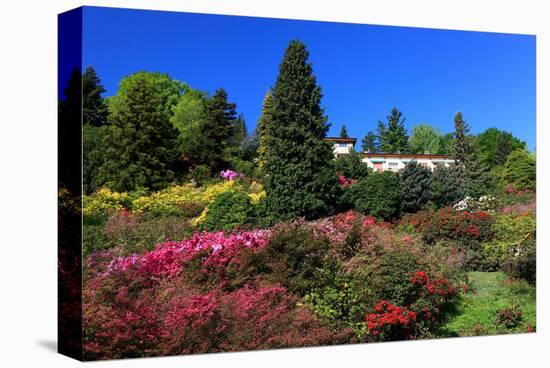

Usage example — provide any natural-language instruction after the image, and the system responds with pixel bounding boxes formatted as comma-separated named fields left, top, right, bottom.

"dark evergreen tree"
left=340, top=125, right=349, bottom=138
left=257, top=90, right=273, bottom=168
left=451, top=112, right=473, bottom=166
left=377, top=108, right=409, bottom=153
left=430, top=166, right=464, bottom=207
left=400, top=161, right=432, bottom=213
left=82, top=66, right=109, bottom=126
left=83, top=125, right=106, bottom=194
left=96, top=72, right=180, bottom=191
left=451, top=112, right=491, bottom=197
left=58, top=68, right=82, bottom=192
left=202, top=88, right=237, bottom=169
left=264, top=40, right=339, bottom=222
left=361, top=130, right=379, bottom=153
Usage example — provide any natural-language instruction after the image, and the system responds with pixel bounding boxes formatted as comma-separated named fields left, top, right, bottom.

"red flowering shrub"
left=84, top=279, right=352, bottom=359
left=494, top=304, right=523, bottom=330
left=401, top=207, right=494, bottom=247
left=364, top=301, right=418, bottom=341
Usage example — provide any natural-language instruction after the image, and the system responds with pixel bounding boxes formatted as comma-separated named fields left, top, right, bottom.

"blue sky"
left=81, top=6, right=536, bottom=150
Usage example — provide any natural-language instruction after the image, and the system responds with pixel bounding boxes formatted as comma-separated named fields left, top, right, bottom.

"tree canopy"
left=409, top=124, right=443, bottom=154
left=95, top=72, right=181, bottom=191
left=377, top=108, right=409, bottom=153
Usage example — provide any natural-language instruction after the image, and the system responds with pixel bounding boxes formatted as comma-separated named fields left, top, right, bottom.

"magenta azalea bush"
left=220, top=169, right=241, bottom=181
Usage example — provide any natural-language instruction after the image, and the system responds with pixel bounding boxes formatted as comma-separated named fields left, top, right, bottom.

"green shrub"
left=503, top=149, right=536, bottom=190
left=83, top=225, right=109, bottom=256
left=482, top=213, right=536, bottom=268
left=253, top=223, right=337, bottom=296
left=188, top=164, right=211, bottom=186
left=430, top=166, right=463, bottom=207
left=502, top=234, right=536, bottom=285
left=103, top=211, right=196, bottom=254
left=370, top=250, right=421, bottom=306
left=400, top=161, right=432, bottom=213
left=354, top=171, right=401, bottom=221
left=303, top=274, right=366, bottom=330
left=334, top=149, right=369, bottom=180
left=203, top=190, right=254, bottom=231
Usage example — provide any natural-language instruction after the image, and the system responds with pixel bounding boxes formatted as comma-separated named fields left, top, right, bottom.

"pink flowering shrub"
left=105, top=230, right=271, bottom=281
left=220, top=169, right=241, bottom=181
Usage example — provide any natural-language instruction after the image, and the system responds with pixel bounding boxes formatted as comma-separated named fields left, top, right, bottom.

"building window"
left=338, top=143, right=347, bottom=147
left=388, top=162, right=398, bottom=168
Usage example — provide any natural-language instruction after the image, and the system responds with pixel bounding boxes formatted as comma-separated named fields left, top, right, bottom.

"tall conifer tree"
left=264, top=40, right=338, bottom=222
left=257, top=91, right=274, bottom=169
left=377, top=108, right=409, bottom=153
left=340, top=125, right=349, bottom=138
left=202, top=88, right=237, bottom=168
left=451, top=112, right=489, bottom=197
left=82, top=66, right=109, bottom=126
left=361, top=131, right=379, bottom=153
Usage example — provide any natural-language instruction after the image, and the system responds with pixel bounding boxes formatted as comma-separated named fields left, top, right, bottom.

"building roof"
left=362, top=153, right=452, bottom=159
left=324, top=137, right=357, bottom=144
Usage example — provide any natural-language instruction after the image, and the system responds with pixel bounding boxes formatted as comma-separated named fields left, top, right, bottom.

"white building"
left=324, top=136, right=454, bottom=172
left=324, top=137, right=357, bottom=158
left=362, top=153, right=455, bottom=172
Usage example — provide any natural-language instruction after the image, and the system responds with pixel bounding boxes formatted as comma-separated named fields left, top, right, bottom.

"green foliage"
left=430, top=166, right=463, bottom=207
left=451, top=112, right=492, bottom=197
left=340, top=125, right=349, bottom=138
left=503, top=149, right=536, bottom=190
left=254, top=223, right=337, bottom=296
left=257, top=91, right=273, bottom=169
left=170, top=84, right=209, bottom=163
left=377, top=108, right=409, bottom=153
left=439, top=132, right=454, bottom=155
left=201, top=88, right=238, bottom=169
left=83, top=125, right=107, bottom=194
left=502, top=234, right=536, bottom=285
left=83, top=225, right=109, bottom=256
left=238, top=129, right=260, bottom=163
left=400, top=161, right=432, bottom=213
left=303, top=275, right=365, bottom=329
left=334, top=148, right=370, bottom=180
left=82, top=65, right=109, bottom=126
left=475, top=128, right=525, bottom=166
left=371, top=250, right=420, bottom=306
left=103, top=212, right=197, bottom=255
left=96, top=72, right=181, bottom=192
left=203, top=190, right=254, bottom=231
left=481, top=213, right=535, bottom=270
left=188, top=165, right=212, bottom=186
left=361, top=130, right=379, bottom=153
left=354, top=171, right=401, bottom=221
left=409, top=123, right=443, bottom=154
left=264, top=40, right=339, bottom=222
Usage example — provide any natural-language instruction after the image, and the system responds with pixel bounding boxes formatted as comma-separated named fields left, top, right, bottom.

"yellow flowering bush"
left=132, top=184, right=202, bottom=216
left=83, top=188, right=129, bottom=218
left=198, top=180, right=239, bottom=203
left=248, top=191, right=266, bottom=205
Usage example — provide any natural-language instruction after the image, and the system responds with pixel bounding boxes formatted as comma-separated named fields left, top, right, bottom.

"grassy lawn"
left=443, top=271, right=536, bottom=337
